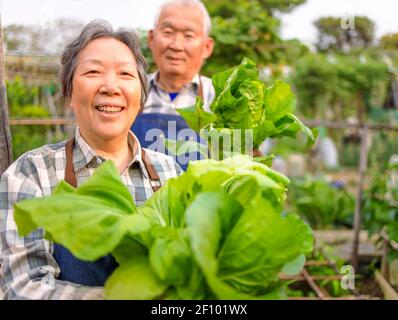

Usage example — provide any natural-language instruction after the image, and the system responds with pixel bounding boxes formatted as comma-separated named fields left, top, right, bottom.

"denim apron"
left=131, top=79, right=205, bottom=171
left=52, top=139, right=160, bottom=286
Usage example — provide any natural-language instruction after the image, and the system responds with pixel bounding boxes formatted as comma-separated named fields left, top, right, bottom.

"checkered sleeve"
left=0, top=157, right=104, bottom=300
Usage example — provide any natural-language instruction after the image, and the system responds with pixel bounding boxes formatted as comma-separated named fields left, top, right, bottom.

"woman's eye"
left=120, top=71, right=134, bottom=77
left=86, top=70, right=99, bottom=74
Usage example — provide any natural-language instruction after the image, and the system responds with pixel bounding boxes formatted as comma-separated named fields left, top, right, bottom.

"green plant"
left=305, top=248, right=348, bottom=297
left=339, top=141, right=360, bottom=168
left=314, top=16, right=375, bottom=53
left=6, top=77, right=39, bottom=111
left=269, top=135, right=309, bottom=158
left=367, top=131, right=398, bottom=170
left=287, top=175, right=355, bottom=229
left=202, top=0, right=309, bottom=75
left=166, top=57, right=316, bottom=160
left=6, top=77, right=58, bottom=158
left=363, top=163, right=398, bottom=261
left=10, top=105, right=52, bottom=159
left=15, top=156, right=314, bottom=300
left=291, top=53, right=389, bottom=120
left=287, top=247, right=353, bottom=298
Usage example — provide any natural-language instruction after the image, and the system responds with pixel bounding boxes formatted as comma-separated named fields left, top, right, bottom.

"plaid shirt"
left=0, top=128, right=181, bottom=300
left=143, top=72, right=215, bottom=114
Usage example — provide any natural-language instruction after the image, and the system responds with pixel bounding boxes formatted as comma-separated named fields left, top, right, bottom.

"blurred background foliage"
left=6, top=77, right=66, bottom=158
left=202, top=0, right=309, bottom=74
left=314, top=16, right=375, bottom=53
left=287, top=175, right=355, bottom=229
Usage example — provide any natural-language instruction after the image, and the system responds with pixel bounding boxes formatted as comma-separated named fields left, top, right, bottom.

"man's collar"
left=147, top=71, right=158, bottom=90
left=149, top=71, right=200, bottom=92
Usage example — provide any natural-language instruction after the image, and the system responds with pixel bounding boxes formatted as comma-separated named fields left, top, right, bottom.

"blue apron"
left=131, top=113, right=204, bottom=171
left=53, top=140, right=160, bottom=286
left=53, top=244, right=117, bottom=286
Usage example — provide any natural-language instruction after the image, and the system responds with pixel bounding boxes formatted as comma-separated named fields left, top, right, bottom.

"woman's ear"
left=64, top=97, right=74, bottom=112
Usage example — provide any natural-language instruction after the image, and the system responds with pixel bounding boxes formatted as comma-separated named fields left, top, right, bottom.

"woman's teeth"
left=96, top=105, right=123, bottom=113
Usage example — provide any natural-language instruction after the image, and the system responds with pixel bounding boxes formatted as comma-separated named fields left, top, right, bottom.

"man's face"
left=70, top=37, right=141, bottom=145
left=148, top=4, right=214, bottom=81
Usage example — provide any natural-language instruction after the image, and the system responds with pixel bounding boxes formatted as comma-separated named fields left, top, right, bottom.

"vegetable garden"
left=2, top=56, right=398, bottom=300
left=1, top=2, right=398, bottom=300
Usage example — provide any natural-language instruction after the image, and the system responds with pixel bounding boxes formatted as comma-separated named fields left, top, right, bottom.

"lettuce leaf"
left=173, top=57, right=316, bottom=152
left=14, top=161, right=150, bottom=261
left=176, top=97, right=216, bottom=132
left=14, top=121, right=314, bottom=299
left=105, top=256, right=167, bottom=300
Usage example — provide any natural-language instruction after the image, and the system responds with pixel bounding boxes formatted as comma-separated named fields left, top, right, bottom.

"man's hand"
left=252, top=148, right=263, bottom=157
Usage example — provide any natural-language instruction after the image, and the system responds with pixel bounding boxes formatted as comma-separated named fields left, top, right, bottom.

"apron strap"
left=64, top=138, right=161, bottom=193
left=65, top=139, right=77, bottom=188
left=141, top=148, right=161, bottom=192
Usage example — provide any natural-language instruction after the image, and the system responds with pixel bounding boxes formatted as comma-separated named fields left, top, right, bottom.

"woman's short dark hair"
left=59, top=19, right=148, bottom=108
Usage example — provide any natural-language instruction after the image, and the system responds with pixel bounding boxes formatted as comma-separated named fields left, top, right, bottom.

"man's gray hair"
left=59, top=19, right=148, bottom=108
left=154, top=0, right=211, bottom=36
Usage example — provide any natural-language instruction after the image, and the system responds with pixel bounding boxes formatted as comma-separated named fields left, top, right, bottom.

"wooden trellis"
left=281, top=247, right=370, bottom=300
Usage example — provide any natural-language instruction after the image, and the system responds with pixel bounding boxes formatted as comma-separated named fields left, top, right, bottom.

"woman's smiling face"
left=70, top=37, right=141, bottom=145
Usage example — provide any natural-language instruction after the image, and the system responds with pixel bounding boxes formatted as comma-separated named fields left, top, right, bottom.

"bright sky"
left=0, top=0, right=397, bottom=45
left=279, top=0, right=398, bottom=46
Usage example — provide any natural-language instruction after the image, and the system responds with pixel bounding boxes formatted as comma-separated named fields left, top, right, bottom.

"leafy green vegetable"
left=286, top=247, right=351, bottom=298
left=14, top=162, right=150, bottom=261
left=363, top=163, right=398, bottom=261
left=176, top=97, right=217, bottom=132
left=264, top=80, right=296, bottom=122
left=15, top=155, right=313, bottom=299
left=105, top=256, right=167, bottom=300
left=171, top=57, right=317, bottom=159
left=287, top=175, right=355, bottom=229
left=281, top=254, right=306, bottom=276
left=163, top=137, right=209, bottom=160
left=216, top=194, right=312, bottom=293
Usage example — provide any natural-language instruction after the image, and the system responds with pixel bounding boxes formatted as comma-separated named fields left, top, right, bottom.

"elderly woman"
left=0, top=20, right=181, bottom=300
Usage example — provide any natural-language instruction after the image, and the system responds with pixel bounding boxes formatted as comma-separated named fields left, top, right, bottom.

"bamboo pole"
left=351, top=126, right=369, bottom=270
left=0, top=17, right=13, bottom=176
left=8, top=118, right=75, bottom=125
left=303, top=119, right=398, bottom=132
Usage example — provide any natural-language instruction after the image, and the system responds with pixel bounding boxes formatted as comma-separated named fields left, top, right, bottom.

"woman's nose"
left=99, top=73, right=121, bottom=96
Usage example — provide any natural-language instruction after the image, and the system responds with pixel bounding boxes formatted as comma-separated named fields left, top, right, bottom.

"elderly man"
left=0, top=20, right=180, bottom=300
left=146, top=0, right=214, bottom=112
left=131, top=0, right=214, bottom=168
